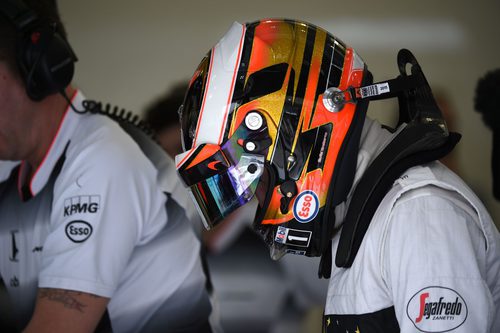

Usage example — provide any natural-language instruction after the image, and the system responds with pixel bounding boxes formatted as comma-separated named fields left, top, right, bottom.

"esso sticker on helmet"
left=293, top=190, right=319, bottom=223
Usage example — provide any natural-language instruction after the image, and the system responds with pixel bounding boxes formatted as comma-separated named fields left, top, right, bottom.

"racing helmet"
left=176, top=19, right=372, bottom=259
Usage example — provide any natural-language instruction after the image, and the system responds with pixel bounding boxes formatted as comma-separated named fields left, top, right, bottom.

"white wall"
left=59, top=0, right=500, bottom=224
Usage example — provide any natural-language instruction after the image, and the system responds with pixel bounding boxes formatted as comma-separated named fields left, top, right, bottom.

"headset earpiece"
left=20, top=22, right=76, bottom=100
left=0, top=0, right=77, bottom=101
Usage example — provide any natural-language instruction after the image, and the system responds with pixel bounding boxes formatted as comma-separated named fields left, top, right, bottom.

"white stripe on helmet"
left=193, top=22, right=246, bottom=147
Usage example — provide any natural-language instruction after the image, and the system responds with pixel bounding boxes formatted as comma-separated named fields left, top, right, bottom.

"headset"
left=0, top=0, right=77, bottom=101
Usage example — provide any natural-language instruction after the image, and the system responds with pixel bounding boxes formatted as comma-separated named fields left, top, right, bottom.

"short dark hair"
left=0, top=0, right=68, bottom=74
left=144, top=82, right=189, bottom=133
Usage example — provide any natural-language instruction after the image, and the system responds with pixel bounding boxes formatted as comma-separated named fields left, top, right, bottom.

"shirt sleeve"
left=383, top=188, right=495, bottom=333
left=38, top=129, right=167, bottom=298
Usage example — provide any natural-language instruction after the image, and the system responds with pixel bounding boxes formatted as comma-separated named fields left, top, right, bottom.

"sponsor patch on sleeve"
left=65, top=220, right=93, bottom=243
left=63, top=195, right=100, bottom=217
left=406, top=286, right=467, bottom=332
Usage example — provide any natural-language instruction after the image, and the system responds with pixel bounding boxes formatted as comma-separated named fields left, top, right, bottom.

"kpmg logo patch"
left=65, top=221, right=93, bottom=243
left=64, top=195, right=100, bottom=217
left=407, top=286, right=467, bottom=332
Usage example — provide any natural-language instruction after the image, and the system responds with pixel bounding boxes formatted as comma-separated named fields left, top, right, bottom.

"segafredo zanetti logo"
left=407, top=286, right=467, bottom=332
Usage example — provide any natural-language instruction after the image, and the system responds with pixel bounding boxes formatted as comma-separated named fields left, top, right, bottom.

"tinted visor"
left=179, top=148, right=265, bottom=229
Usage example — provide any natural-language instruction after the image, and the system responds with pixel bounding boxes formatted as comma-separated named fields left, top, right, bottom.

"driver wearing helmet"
left=175, top=19, right=500, bottom=332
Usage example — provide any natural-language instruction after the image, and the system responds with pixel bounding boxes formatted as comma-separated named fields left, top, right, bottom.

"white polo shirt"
left=0, top=92, right=211, bottom=332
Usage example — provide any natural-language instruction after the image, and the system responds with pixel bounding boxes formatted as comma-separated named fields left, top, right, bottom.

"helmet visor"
left=179, top=149, right=265, bottom=229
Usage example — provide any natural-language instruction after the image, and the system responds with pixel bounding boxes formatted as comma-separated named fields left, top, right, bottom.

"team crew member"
left=0, top=1, right=212, bottom=332
left=174, top=19, right=500, bottom=332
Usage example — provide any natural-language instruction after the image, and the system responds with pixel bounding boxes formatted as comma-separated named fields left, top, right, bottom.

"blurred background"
left=4, top=1, right=495, bottom=332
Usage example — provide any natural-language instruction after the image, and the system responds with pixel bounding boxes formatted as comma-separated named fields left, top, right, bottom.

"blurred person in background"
left=175, top=18, right=500, bottom=332
left=433, top=89, right=459, bottom=173
left=0, top=0, right=212, bottom=332
left=143, top=83, right=186, bottom=159
left=474, top=68, right=500, bottom=202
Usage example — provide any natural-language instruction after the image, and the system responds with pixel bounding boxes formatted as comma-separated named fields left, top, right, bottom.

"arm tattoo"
left=39, top=289, right=89, bottom=313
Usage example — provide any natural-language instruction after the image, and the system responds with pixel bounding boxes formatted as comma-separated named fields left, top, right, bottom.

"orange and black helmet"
left=176, top=19, right=372, bottom=259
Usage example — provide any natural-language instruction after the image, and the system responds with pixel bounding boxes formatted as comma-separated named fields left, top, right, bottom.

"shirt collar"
left=18, top=90, right=85, bottom=200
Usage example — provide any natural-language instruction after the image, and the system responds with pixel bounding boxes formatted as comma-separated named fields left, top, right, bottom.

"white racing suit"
left=324, top=161, right=500, bottom=332
left=324, top=119, right=500, bottom=333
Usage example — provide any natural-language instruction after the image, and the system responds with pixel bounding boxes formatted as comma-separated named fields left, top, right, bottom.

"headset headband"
left=0, top=0, right=37, bottom=31
left=0, top=0, right=77, bottom=101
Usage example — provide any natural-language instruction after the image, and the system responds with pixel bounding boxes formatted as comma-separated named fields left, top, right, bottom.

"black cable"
left=58, top=89, right=155, bottom=137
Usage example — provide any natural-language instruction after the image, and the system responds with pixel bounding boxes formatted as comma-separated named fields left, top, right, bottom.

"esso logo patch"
left=406, top=286, right=468, bottom=332
left=293, top=190, right=319, bottom=223
left=65, top=221, right=93, bottom=243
